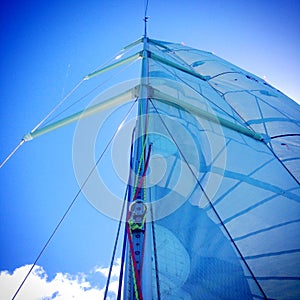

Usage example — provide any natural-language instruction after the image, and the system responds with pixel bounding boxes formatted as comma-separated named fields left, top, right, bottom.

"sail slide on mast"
left=3, top=37, right=299, bottom=300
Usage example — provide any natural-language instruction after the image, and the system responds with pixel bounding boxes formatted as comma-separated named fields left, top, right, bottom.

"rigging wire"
left=60, top=63, right=72, bottom=103
left=0, top=79, right=82, bottom=169
left=117, top=224, right=127, bottom=300
left=0, top=77, right=83, bottom=169
left=103, top=186, right=129, bottom=300
left=0, top=45, right=136, bottom=170
left=104, top=127, right=141, bottom=299
left=31, top=79, right=85, bottom=133
left=43, top=57, right=139, bottom=127
left=148, top=98, right=268, bottom=300
left=117, top=128, right=135, bottom=300
left=0, top=139, right=25, bottom=169
left=11, top=98, right=138, bottom=300
left=43, top=43, right=137, bottom=126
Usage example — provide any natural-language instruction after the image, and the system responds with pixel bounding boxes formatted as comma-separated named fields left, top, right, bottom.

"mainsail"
left=3, top=36, right=299, bottom=299
left=120, top=38, right=300, bottom=299
left=139, top=39, right=300, bottom=299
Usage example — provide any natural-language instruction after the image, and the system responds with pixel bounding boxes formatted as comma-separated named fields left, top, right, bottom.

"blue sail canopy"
left=142, top=39, right=300, bottom=299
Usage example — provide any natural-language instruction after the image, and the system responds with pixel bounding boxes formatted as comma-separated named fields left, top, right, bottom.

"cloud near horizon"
left=0, top=260, right=121, bottom=300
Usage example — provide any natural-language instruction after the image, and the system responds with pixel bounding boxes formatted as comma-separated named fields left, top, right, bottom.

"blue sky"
left=0, top=0, right=299, bottom=298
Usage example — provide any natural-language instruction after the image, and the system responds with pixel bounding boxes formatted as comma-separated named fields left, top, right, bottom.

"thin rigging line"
left=0, top=139, right=25, bottom=169
left=11, top=98, right=138, bottom=300
left=44, top=58, right=139, bottom=126
left=60, top=63, right=72, bottom=102
left=31, top=79, right=84, bottom=133
left=149, top=98, right=268, bottom=299
left=104, top=138, right=151, bottom=300
left=103, top=186, right=129, bottom=300
left=117, top=222, right=127, bottom=300
left=117, top=128, right=135, bottom=300
left=0, top=79, right=84, bottom=169
left=0, top=46, right=134, bottom=170
left=34, top=45, right=133, bottom=129
left=271, top=133, right=300, bottom=139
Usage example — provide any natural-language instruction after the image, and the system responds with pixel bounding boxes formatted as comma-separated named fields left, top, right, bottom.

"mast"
left=123, top=10, right=151, bottom=299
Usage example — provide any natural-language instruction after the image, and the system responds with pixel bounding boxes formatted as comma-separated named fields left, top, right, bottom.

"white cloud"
left=95, top=258, right=121, bottom=278
left=0, top=261, right=121, bottom=300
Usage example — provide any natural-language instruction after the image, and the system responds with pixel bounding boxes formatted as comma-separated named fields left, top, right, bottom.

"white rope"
left=0, top=139, right=25, bottom=169
left=31, top=79, right=85, bottom=133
